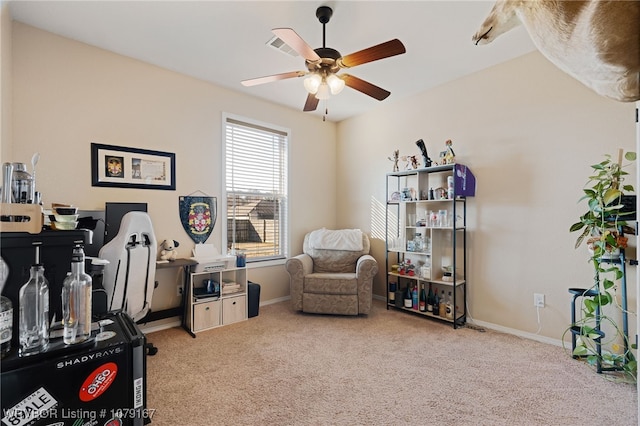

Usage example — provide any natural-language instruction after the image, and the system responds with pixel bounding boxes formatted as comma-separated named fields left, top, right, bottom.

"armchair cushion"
left=303, top=229, right=370, bottom=273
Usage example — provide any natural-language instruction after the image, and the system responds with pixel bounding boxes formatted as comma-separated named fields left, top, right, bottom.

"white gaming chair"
left=98, top=211, right=158, bottom=354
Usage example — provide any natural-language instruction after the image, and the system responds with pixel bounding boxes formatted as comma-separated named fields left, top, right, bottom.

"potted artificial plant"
left=567, top=149, right=637, bottom=382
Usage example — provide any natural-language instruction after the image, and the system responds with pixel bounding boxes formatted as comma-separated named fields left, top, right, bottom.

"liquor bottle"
left=432, top=290, right=439, bottom=316
left=412, top=284, right=418, bottom=310
left=0, top=257, right=12, bottom=358
left=62, top=245, right=93, bottom=344
left=439, top=290, right=447, bottom=317
left=426, top=283, right=434, bottom=313
left=419, top=284, right=427, bottom=312
left=403, top=285, right=413, bottom=308
left=446, top=291, right=454, bottom=320
left=19, top=248, right=49, bottom=356
left=388, top=282, right=397, bottom=304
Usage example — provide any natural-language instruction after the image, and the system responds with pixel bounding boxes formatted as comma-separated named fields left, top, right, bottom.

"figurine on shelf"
left=409, top=155, right=419, bottom=170
left=415, top=139, right=432, bottom=168
left=388, top=150, right=399, bottom=172
left=443, top=139, right=455, bottom=164
left=401, top=155, right=417, bottom=170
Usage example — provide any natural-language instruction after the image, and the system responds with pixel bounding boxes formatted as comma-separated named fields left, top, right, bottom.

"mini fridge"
left=1, top=311, right=149, bottom=426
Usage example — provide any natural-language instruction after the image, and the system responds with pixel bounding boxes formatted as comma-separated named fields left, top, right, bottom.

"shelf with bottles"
left=387, top=279, right=465, bottom=324
left=405, top=203, right=465, bottom=230
left=387, top=270, right=466, bottom=287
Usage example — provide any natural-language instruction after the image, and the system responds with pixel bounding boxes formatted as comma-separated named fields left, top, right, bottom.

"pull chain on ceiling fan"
left=241, top=6, right=406, bottom=114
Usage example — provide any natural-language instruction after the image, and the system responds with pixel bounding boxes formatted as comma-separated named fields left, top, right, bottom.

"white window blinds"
left=224, top=116, right=288, bottom=261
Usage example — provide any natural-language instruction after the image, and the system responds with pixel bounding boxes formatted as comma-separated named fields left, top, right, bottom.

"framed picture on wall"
left=91, top=143, right=176, bottom=190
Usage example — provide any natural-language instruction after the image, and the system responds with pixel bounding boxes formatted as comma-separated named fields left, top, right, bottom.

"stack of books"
left=222, top=281, right=241, bottom=295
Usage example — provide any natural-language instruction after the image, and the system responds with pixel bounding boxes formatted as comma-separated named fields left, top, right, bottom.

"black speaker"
left=248, top=282, right=261, bottom=318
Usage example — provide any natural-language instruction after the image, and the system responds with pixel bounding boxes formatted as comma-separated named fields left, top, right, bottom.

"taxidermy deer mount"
left=472, top=0, right=640, bottom=103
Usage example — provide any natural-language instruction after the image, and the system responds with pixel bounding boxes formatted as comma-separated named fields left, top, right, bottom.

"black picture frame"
left=91, top=143, right=176, bottom=190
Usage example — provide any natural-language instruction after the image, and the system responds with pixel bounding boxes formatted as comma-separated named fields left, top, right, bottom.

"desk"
left=142, top=258, right=198, bottom=325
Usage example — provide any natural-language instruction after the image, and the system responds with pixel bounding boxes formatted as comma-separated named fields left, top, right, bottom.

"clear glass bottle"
left=19, top=263, right=49, bottom=356
left=413, top=233, right=424, bottom=252
left=0, top=256, right=12, bottom=358
left=62, top=246, right=92, bottom=345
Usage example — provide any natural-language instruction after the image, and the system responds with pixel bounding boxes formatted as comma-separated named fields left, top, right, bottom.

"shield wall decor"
left=179, top=196, right=217, bottom=244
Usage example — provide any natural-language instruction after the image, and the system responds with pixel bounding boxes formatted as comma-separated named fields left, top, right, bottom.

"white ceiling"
left=8, top=0, right=536, bottom=122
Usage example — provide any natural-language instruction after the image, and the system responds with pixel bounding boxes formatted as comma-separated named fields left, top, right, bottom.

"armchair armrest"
left=356, top=254, right=379, bottom=315
left=285, top=253, right=314, bottom=310
left=356, top=254, right=378, bottom=280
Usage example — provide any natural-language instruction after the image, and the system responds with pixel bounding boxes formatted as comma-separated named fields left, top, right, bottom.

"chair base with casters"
left=286, top=229, right=378, bottom=315
left=98, top=211, right=159, bottom=355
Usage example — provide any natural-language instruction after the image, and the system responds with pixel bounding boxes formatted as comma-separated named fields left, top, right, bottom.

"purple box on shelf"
left=454, top=164, right=476, bottom=197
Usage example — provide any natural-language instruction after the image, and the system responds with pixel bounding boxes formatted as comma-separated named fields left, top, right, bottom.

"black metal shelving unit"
left=385, top=164, right=475, bottom=329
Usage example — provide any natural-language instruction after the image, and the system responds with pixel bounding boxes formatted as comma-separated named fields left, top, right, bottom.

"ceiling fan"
left=241, top=6, right=406, bottom=113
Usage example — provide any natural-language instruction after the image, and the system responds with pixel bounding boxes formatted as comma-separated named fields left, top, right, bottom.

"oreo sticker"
left=95, top=331, right=117, bottom=342
left=79, top=362, right=118, bottom=402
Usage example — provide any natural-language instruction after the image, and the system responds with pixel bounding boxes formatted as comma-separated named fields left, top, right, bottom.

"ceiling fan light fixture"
left=315, top=82, right=331, bottom=100
left=304, top=73, right=322, bottom=94
left=326, top=74, right=345, bottom=95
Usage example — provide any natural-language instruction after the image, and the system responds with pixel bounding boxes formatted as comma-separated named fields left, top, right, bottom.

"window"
left=223, top=114, right=288, bottom=262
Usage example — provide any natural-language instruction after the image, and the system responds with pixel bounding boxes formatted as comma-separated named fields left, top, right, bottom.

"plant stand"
left=569, top=287, right=605, bottom=372
left=568, top=245, right=631, bottom=373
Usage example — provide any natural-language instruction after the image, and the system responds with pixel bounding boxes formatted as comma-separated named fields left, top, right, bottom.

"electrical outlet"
left=534, top=293, right=545, bottom=308
left=177, top=286, right=183, bottom=297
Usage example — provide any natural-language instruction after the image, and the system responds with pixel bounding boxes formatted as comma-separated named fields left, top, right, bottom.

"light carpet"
left=145, top=299, right=637, bottom=425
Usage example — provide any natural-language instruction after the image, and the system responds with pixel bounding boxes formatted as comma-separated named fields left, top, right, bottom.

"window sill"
left=246, top=258, right=286, bottom=269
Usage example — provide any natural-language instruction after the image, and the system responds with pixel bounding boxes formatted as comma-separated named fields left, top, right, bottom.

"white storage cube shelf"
left=186, top=266, right=248, bottom=334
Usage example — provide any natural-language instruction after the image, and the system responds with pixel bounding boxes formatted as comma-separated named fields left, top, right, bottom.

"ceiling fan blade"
left=341, top=74, right=391, bottom=101
left=272, top=28, right=321, bottom=62
left=338, top=39, right=406, bottom=68
left=303, top=93, right=319, bottom=112
left=241, top=71, right=305, bottom=87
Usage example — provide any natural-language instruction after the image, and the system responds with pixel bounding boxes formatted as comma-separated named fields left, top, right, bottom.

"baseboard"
left=372, top=293, right=564, bottom=347
left=139, top=318, right=182, bottom=334
left=467, top=319, right=564, bottom=347
left=260, top=295, right=291, bottom=306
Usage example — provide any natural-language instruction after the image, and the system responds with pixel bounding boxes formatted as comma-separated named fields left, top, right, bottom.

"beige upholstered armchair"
left=285, top=228, right=378, bottom=315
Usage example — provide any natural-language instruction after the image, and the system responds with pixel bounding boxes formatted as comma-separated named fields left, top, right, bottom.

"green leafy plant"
left=566, top=150, right=637, bottom=382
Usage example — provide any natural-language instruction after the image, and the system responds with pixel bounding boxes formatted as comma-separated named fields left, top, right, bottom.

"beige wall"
left=337, top=51, right=637, bottom=342
left=9, top=22, right=337, bottom=306
left=7, top=21, right=638, bottom=343
left=1, top=3, right=12, bottom=163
